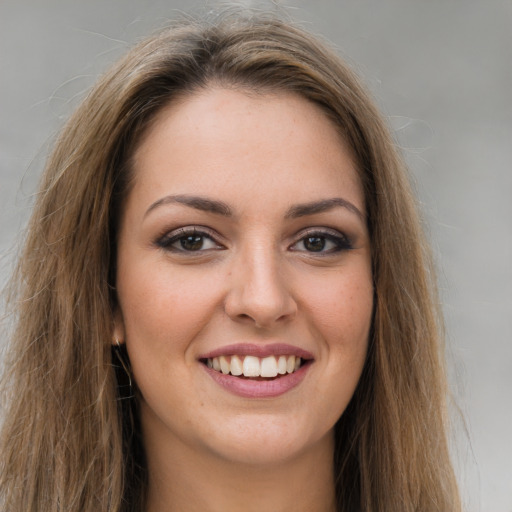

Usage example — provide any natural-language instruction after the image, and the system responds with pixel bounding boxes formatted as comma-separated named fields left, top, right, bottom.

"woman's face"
left=114, top=88, right=373, bottom=466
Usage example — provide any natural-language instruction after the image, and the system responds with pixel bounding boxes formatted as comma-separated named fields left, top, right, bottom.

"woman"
left=0, top=10, right=461, bottom=512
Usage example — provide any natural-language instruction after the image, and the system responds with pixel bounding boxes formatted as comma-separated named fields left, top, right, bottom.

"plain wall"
left=1, top=1, right=511, bottom=510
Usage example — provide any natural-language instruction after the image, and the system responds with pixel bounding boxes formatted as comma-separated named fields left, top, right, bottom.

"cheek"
left=117, top=260, right=225, bottom=350
left=300, top=263, right=373, bottom=411
left=291, top=273, right=372, bottom=436
left=116, top=263, right=224, bottom=405
left=302, top=265, right=373, bottom=345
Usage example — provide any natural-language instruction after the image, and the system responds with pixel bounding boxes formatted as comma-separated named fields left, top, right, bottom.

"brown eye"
left=290, top=230, right=353, bottom=254
left=303, top=236, right=326, bottom=252
left=156, top=227, right=223, bottom=253
left=180, top=235, right=205, bottom=251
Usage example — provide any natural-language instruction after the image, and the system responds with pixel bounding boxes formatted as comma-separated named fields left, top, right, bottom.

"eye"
left=156, top=227, right=223, bottom=252
left=290, top=230, right=352, bottom=254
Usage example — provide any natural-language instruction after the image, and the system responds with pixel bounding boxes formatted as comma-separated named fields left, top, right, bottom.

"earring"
left=114, top=337, right=133, bottom=391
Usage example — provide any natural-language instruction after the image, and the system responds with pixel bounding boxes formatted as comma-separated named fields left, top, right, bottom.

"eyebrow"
left=145, top=194, right=232, bottom=218
left=285, top=198, right=365, bottom=220
left=144, top=194, right=364, bottom=220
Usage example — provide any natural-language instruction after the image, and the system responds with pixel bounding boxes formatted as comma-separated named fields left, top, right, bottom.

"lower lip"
left=202, top=362, right=312, bottom=398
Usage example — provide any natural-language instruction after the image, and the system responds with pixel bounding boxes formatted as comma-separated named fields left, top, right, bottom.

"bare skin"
left=144, top=424, right=336, bottom=512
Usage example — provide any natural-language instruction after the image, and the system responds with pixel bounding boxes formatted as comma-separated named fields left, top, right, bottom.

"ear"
left=112, top=308, right=126, bottom=345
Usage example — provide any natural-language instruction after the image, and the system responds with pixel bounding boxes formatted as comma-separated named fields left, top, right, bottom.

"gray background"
left=1, top=1, right=510, bottom=510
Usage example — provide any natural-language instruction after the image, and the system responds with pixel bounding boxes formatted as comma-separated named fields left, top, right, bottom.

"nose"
left=224, top=246, right=297, bottom=329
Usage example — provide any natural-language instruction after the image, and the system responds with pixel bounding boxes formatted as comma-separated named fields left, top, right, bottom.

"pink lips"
left=198, top=343, right=314, bottom=398
left=198, top=343, right=314, bottom=360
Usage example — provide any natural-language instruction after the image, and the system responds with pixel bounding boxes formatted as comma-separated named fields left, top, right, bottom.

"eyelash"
left=155, top=227, right=223, bottom=252
left=290, top=229, right=353, bottom=254
left=155, top=226, right=353, bottom=254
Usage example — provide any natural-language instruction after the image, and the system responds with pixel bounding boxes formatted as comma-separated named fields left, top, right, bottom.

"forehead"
left=128, top=88, right=364, bottom=216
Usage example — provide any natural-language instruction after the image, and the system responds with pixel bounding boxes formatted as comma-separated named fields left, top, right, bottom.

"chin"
left=204, top=414, right=334, bottom=467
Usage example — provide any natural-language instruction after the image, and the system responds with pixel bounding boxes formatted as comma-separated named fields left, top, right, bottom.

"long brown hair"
left=0, top=10, right=460, bottom=511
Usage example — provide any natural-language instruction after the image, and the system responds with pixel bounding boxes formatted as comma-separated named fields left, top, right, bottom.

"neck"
left=144, top=427, right=337, bottom=512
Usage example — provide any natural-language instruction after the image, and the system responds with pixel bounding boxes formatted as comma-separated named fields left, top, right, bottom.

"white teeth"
left=260, top=356, right=278, bottom=377
left=230, top=355, right=243, bottom=376
left=243, top=356, right=260, bottom=377
left=206, top=355, right=303, bottom=377
left=277, top=355, right=287, bottom=374
left=219, top=355, right=230, bottom=375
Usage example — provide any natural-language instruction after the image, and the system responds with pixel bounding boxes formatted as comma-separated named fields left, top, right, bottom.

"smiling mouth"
left=201, top=355, right=305, bottom=379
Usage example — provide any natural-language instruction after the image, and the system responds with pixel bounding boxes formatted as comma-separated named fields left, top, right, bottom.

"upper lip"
left=198, top=343, right=314, bottom=360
